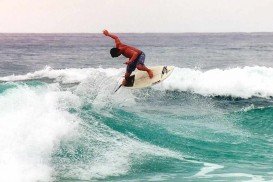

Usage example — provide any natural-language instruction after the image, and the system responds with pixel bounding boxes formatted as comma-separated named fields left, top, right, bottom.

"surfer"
left=103, top=30, right=153, bottom=85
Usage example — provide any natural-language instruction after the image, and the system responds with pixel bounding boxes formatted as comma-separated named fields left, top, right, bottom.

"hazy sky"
left=1, top=0, right=273, bottom=33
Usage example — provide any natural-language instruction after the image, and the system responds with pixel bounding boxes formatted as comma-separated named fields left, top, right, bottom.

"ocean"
left=0, top=33, right=273, bottom=181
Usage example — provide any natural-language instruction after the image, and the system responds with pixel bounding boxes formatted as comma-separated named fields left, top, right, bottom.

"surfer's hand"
left=103, top=30, right=109, bottom=36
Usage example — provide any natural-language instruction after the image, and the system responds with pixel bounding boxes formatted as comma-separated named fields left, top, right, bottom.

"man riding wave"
left=103, top=30, right=153, bottom=85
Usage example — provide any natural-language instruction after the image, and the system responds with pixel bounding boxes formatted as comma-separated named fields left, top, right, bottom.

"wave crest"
left=2, top=66, right=273, bottom=98
left=161, top=66, right=273, bottom=98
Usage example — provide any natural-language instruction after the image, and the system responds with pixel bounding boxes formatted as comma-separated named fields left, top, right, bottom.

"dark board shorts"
left=126, top=52, right=145, bottom=74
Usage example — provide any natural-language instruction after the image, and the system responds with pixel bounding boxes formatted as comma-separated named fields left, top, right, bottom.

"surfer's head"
left=110, top=48, right=121, bottom=58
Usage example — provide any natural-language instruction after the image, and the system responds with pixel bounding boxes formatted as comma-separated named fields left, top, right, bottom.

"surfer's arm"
left=124, top=51, right=139, bottom=65
left=103, top=30, right=121, bottom=47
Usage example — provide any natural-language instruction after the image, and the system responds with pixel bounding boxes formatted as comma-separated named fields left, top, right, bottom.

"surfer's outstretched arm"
left=103, top=30, right=121, bottom=47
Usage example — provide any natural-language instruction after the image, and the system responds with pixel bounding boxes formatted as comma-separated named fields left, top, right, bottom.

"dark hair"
left=110, top=48, right=121, bottom=57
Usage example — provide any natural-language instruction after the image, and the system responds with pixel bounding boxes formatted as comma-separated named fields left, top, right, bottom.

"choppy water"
left=1, top=33, right=273, bottom=181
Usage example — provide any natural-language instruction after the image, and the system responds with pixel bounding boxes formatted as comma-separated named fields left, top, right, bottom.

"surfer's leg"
left=125, top=72, right=131, bottom=80
left=122, top=72, right=131, bottom=85
left=135, top=52, right=153, bottom=78
left=136, top=64, right=153, bottom=78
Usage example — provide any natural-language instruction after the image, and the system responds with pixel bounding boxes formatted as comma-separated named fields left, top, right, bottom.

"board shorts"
left=126, top=52, right=145, bottom=74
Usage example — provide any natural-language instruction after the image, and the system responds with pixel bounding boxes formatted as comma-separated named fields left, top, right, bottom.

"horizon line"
left=0, top=31, right=273, bottom=34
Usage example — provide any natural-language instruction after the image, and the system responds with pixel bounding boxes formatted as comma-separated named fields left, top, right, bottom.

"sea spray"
left=0, top=84, right=79, bottom=182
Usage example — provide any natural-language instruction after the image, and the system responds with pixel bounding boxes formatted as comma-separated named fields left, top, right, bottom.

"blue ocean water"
left=0, top=33, right=273, bottom=181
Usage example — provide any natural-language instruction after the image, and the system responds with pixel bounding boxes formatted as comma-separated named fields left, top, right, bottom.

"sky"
left=0, top=0, right=273, bottom=33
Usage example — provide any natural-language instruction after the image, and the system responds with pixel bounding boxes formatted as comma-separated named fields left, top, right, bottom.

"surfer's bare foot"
left=147, top=70, right=153, bottom=78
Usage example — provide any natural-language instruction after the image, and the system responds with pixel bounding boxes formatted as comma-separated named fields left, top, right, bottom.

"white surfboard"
left=114, top=66, right=174, bottom=91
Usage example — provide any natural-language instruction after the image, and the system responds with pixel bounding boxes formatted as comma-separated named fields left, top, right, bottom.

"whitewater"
left=1, top=33, right=273, bottom=181
left=2, top=65, right=273, bottom=98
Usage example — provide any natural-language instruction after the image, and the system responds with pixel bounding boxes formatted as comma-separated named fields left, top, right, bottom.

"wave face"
left=1, top=66, right=273, bottom=181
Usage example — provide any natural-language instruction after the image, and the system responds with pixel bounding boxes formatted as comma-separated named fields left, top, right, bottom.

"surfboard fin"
left=114, top=84, right=122, bottom=93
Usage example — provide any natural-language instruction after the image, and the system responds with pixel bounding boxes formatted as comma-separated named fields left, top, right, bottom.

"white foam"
left=3, top=66, right=273, bottom=98
left=194, top=163, right=223, bottom=176
left=241, top=104, right=255, bottom=112
left=195, top=162, right=265, bottom=181
left=0, top=66, right=124, bottom=84
left=0, top=84, right=79, bottom=182
left=160, top=66, right=273, bottom=98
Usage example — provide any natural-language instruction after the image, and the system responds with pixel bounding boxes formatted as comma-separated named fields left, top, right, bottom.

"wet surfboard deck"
left=123, top=66, right=174, bottom=88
